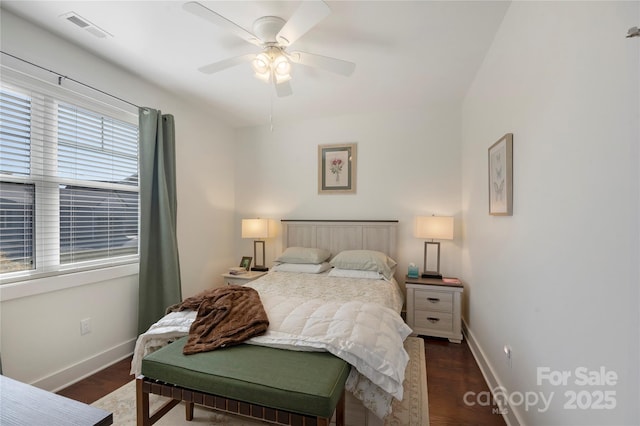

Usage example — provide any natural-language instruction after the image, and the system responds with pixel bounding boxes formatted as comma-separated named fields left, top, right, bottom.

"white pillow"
left=329, top=250, right=397, bottom=280
left=275, top=247, right=331, bottom=264
left=272, top=262, right=332, bottom=274
left=328, top=268, right=384, bottom=280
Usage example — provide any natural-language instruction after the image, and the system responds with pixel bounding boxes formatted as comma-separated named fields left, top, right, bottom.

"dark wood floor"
left=58, top=336, right=505, bottom=425
left=57, top=356, right=134, bottom=405
left=425, top=337, right=505, bottom=426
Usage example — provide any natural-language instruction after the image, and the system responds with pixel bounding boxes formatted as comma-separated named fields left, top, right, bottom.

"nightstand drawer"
left=414, top=289, right=453, bottom=313
left=414, top=310, right=453, bottom=333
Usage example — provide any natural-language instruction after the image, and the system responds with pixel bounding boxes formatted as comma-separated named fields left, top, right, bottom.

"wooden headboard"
left=281, top=220, right=399, bottom=260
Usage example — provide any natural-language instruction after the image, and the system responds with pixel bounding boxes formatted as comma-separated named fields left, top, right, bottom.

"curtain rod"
left=1, top=51, right=141, bottom=110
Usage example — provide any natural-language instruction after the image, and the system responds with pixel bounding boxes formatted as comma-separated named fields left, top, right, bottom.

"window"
left=0, top=82, right=139, bottom=281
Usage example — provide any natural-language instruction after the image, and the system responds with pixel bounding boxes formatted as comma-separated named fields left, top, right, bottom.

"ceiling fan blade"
left=276, top=0, right=330, bottom=47
left=275, top=80, right=293, bottom=98
left=183, top=1, right=262, bottom=47
left=288, top=51, right=356, bottom=77
left=198, top=53, right=255, bottom=74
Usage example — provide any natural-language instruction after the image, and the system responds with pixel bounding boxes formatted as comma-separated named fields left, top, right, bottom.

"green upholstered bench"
left=136, top=336, right=350, bottom=426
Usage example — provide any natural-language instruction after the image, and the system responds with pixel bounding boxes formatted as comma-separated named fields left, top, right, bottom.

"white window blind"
left=0, top=182, right=34, bottom=272
left=0, top=90, right=31, bottom=176
left=0, top=89, right=34, bottom=273
left=0, top=83, right=139, bottom=281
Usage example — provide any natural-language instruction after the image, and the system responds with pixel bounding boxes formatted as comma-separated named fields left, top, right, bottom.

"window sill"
left=0, top=263, right=139, bottom=302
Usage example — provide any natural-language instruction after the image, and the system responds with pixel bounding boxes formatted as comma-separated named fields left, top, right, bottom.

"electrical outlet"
left=503, top=344, right=512, bottom=368
left=503, top=344, right=511, bottom=359
left=80, top=318, right=91, bottom=335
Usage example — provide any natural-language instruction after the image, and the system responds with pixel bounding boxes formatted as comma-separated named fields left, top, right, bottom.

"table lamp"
left=414, top=215, right=454, bottom=279
left=241, top=218, right=269, bottom=271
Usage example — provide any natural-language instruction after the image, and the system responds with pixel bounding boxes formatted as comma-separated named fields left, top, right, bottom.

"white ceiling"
left=1, top=1, right=510, bottom=128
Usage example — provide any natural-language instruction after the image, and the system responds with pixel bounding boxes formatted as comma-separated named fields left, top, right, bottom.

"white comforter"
left=131, top=271, right=411, bottom=419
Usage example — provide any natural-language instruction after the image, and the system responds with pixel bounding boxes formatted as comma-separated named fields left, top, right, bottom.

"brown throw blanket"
left=166, top=286, right=269, bottom=355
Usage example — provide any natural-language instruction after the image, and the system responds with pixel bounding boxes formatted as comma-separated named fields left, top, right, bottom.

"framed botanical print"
left=318, top=143, right=357, bottom=194
left=488, top=133, right=513, bottom=216
left=240, top=256, right=252, bottom=271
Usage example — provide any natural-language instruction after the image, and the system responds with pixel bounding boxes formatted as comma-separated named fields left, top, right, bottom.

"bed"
left=132, top=219, right=410, bottom=425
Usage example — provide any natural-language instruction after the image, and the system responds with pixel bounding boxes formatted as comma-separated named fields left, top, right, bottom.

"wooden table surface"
left=0, top=375, right=112, bottom=425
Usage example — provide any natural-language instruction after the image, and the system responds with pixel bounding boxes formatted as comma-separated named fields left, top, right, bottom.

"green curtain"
left=137, top=108, right=182, bottom=334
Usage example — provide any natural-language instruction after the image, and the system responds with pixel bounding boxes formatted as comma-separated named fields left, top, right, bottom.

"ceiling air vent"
left=60, top=12, right=112, bottom=39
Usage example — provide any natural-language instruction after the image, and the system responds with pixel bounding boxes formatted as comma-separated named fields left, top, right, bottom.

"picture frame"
left=239, top=256, right=252, bottom=271
left=488, top=133, right=513, bottom=216
left=318, top=143, right=357, bottom=194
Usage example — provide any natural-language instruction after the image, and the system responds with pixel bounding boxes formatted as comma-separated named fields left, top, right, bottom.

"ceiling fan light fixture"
left=251, top=53, right=271, bottom=75
left=273, top=55, right=292, bottom=82
left=251, top=49, right=291, bottom=84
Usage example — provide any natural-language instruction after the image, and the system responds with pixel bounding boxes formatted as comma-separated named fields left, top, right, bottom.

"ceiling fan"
left=183, top=1, right=356, bottom=97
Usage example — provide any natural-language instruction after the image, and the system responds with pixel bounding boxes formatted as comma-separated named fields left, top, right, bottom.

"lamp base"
left=251, top=266, right=269, bottom=272
left=421, top=272, right=442, bottom=279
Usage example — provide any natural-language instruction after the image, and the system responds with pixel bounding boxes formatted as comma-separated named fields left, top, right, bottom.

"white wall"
left=0, top=9, right=236, bottom=390
left=461, top=1, right=639, bottom=425
left=234, top=106, right=463, bottom=289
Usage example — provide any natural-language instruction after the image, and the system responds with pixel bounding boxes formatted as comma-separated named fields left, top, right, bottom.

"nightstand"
left=405, top=276, right=463, bottom=343
left=221, top=271, right=267, bottom=286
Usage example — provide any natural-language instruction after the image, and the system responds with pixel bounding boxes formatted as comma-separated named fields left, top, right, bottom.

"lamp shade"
left=415, top=216, right=454, bottom=240
left=241, top=218, right=269, bottom=239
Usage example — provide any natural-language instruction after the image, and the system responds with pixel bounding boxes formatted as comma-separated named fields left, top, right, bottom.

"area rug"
left=92, top=337, right=428, bottom=425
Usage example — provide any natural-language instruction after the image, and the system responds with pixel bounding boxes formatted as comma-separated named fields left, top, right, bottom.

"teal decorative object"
left=408, top=263, right=419, bottom=279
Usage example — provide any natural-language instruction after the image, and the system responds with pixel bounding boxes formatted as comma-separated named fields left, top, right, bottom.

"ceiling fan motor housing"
left=252, top=16, right=286, bottom=44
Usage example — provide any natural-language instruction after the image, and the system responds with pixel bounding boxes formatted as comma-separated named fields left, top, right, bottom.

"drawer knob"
left=427, top=317, right=440, bottom=323
left=427, top=297, right=440, bottom=303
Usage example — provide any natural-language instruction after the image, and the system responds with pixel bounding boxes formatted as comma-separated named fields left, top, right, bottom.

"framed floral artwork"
left=240, top=256, right=252, bottom=271
left=318, top=143, right=357, bottom=194
left=488, top=133, right=513, bottom=216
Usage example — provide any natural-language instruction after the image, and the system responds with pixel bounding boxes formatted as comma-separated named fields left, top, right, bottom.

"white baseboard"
left=462, top=320, right=523, bottom=426
left=32, top=338, right=137, bottom=392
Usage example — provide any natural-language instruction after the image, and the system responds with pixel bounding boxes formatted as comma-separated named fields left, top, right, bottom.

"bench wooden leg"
left=136, top=378, right=151, bottom=426
left=136, top=376, right=184, bottom=425
left=335, top=390, right=345, bottom=426
left=185, top=401, right=194, bottom=421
